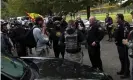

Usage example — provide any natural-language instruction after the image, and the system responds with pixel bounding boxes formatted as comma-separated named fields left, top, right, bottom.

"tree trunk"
left=87, top=6, right=90, bottom=19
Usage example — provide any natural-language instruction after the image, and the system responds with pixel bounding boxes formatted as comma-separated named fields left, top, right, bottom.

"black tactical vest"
left=64, top=30, right=80, bottom=53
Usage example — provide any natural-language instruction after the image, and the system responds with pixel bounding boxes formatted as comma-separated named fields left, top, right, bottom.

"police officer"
left=114, top=14, right=130, bottom=79
left=59, top=20, right=84, bottom=63
left=105, top=13, right=113, bottom=42
left=87, top=16, right=104, bottom=71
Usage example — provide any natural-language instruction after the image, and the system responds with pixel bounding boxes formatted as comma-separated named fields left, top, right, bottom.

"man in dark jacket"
left=10, top=22, right=28, bottom=56
left=105, top=13, right=113, bottom=41
left=114, top=14, right=130, bottom=79
left=87, top=16, right=105, bottom=71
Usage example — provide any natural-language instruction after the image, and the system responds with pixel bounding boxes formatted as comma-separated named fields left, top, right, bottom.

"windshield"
left=1, top=53, right=25, bottom=78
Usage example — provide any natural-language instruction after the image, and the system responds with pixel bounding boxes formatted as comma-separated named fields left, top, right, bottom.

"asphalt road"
left=47, top=36, right=132, bottom=80
left=82, top=36, right=132, bottom=80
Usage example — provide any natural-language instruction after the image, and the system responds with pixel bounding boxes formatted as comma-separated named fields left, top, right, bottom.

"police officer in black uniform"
left=114, top=14, right=130, bottom=79
left=87, top=16, right=105, bottom=71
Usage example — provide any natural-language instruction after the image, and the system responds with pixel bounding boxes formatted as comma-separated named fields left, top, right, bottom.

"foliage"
left=6, top=0, right=91, bottom=17
left=120, top=0, right=133, bottom=7
left=1, top=0, right=9, bottom=19
left=2, top=0, right=133, bottom=18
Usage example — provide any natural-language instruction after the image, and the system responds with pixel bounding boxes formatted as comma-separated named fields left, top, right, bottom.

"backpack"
left=64, top=30, right=80, bottom=53
left=23, top=27, right=37, bottom=48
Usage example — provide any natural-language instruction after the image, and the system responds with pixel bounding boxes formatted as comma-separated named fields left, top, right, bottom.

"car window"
left=1, top=54, right=24, bottom=78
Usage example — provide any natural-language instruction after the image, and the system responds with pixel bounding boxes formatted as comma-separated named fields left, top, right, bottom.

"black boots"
left=117, top=71, right=124, bottom=75
left=120, top=75, right=130, bottom=79
left=117, top=71, right=130, bottom=79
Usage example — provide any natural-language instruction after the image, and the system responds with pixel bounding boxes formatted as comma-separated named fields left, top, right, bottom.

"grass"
left=66, top=13, right=132, bottom=23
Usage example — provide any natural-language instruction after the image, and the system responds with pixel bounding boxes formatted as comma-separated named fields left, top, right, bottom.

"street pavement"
left=82, top=36, right=132, bottom=80
left=48, top=36, right=132, bottom=80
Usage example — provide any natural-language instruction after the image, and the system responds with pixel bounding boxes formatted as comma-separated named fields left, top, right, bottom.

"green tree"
left=5, top=0, right=125, bottom=19
left=7, top=0, right=91, bottom=17
left=1, top=0, right=9, bottom=19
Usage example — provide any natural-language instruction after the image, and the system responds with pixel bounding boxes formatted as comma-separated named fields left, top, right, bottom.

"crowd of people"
left=1, top=11, right=133, bottom=79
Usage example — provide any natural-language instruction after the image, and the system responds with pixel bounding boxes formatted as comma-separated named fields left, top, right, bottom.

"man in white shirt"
left=33, top=17, right=49, bottom=56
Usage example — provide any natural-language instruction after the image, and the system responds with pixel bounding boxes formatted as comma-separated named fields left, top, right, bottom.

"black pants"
left=29, top=48, right=32, bottom=54
left=53, top=44, right=65, bottom=59
left=16, top=43, right=27, bottom=57
left=117, top=45, right=130, bottom=75
left=88, top=44, right=103, bottom=71
left=107, top=27, right=113, bottom=40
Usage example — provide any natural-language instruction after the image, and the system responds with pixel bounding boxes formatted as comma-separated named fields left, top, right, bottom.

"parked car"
left=1, top=53, right=39, bottom=80
left=1, top=53, right=113, bottom=80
